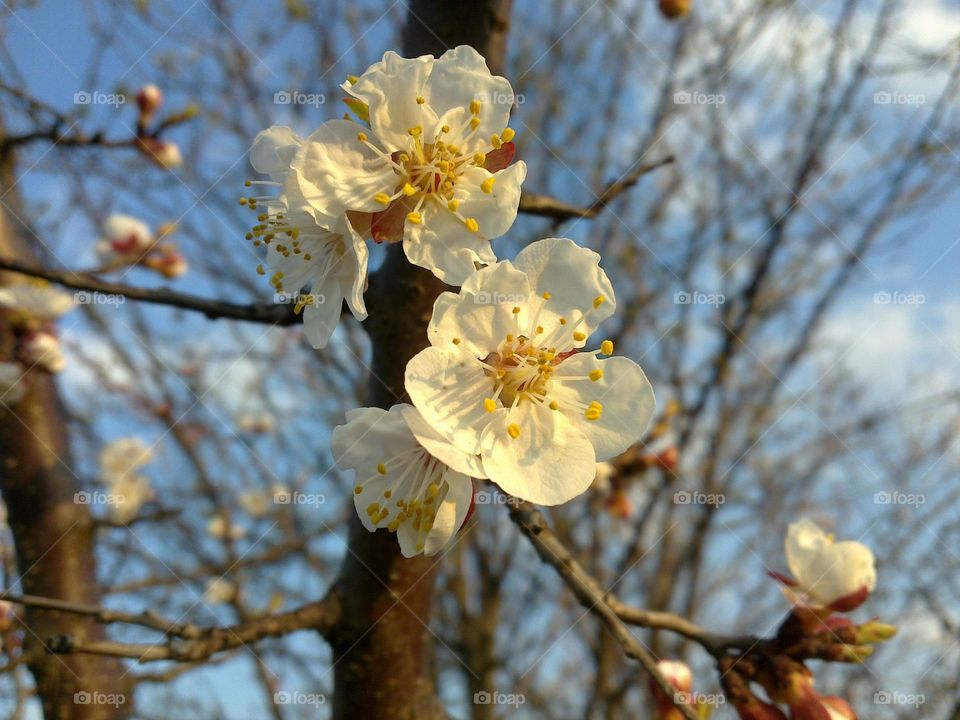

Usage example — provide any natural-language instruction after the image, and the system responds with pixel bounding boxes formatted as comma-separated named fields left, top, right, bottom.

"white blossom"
left=202, top=578, right=237, bottom=604
left=99, top=438, right=155, bottom=522
left=98, top=214, right=154, bottom=263
left=331, top=404, right=478, bottom=557
left=0, top=283, right=74, bottom=321
left=22, top=332, right=66, bottom=373
left=405, top=238, right=655, bottom=505
left=784, top=518, right=876, bottom=608
left=247, top=125, right=369, bottom=349
left=288, top=45, right=527, bottom=285
left=207, top=514, right=246, bottom=541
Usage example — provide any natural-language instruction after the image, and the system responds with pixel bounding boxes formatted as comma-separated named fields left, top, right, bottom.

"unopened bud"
left=855, top=620, right=897, bottom=644
left=140, top=138, right=183, bottom=169
left=136, top=83, right=163, bottom=116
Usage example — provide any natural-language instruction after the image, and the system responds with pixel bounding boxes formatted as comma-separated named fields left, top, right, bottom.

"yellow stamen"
left=480, top=177, right=496, bottom=194
left=507, top=423, right=521, bottom=439
left=501, top=127, right=515, bottom=142
left=593, top=295, right=606, bottom=308
left=357, top=132, right=367, bottom=142
left=416, top=95, right=426, bottom=104
left=377, top=463, right=387, bottom=475
left=402, top=183, right=417, bottom=197
left=346, top=74, right=359, bottom=84
left=601, top=340, right=614, bottom=355
left=484, top=398, right=497, bottom=413
left=464, top=217, right=479, bottom=233
left=447, top=199, right=460, bottom=212
left=589, top=369, right=604, bottom=382
left=374, top=192, right=391, bottom=205
left=573, top=331, right=587, bottom=342
left=407, top=212, right=423, bottom=225
left=470, top=99, right=481, bottom=114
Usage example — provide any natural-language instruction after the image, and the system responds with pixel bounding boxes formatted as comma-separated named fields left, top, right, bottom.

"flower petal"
left=291, top=119, right=397, bottom=222
left=402, top=202, right=497, bottom=285
left=421, top=468, right=473, bottom=556
left=426, top=45, right=514, bottom=141
left=551, top=353, right=656, bottom=461
left=513, top=237, right=616, bottom=345
left=348, top=51, right=438, bottom=153
left=479, top=402, right=596, bottom=505
left=483, top=141, right=515, bottom=172
left=426, top=260, right=530, bottom=354
left=455, top=161, right=527, bottom=241
left=405, top=346, right=492, bottom=455
left=332, top=406, right=416, bottom=476
left=250, top=125, right=302, bottom=182
left=400, top=404, right=486, bottom=478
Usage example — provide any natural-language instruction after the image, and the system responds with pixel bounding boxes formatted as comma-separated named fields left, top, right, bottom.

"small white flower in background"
left=202, top=578, right=237, bottom=604
left=593, top=461, right=615, bottom=492
left=236, top=412, right=276, bottom=434
left=332, top=404, right=479, bottom=557
left=0, top=361, right=25, bottom=406
left=238, top=486, right=285, bottom=518
left=97, top=214, right=154, bottom=264
left=405, top=238, right=655, bottom=505
left=286, top=45, right=526, bottom=285
left=207, top=514, right=246, bottom=541
left=783, top=518, right=876, bottom=609
left=246, top=126, right=369, bottom=349
left=21, top=332, right=66, bottom=373
left=141, top=138, right=183, bottom=169
left=0, top=283, right=74, bottom=322
left=136, top=83, right=164, bottom=117
left=144, top=244, right=189, bottom=278
left=99, top=437, right=155, bottom=522
left=656, top=660, right=692, bottom=693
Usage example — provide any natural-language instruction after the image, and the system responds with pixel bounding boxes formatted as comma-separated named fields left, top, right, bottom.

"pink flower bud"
left=140, top=138, right=183, bottom=169
left=136, top=83, right=164, bottom=116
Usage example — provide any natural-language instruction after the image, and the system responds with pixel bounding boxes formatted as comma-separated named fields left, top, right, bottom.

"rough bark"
left=0, top=145, right=132, bottom=718
left=329, top=3, right=512, bottom=718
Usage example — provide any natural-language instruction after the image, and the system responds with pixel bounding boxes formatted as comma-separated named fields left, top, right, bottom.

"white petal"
left=785, top=519, right=876, bottom=604
left=250, top=125, right=303, bottom=182
left=402, top=203, right=497, bottom=285
left=479, top=402, right=596, bottom=505
left=426, top=45, right=514, bottom=142
left=348, top=51, right=438, bottom=153
left=551, top=354, right=656, bottom=460
left=455, top=162, right=526, bottom=242
left=422, top=468, right=473, bottom=556
left=332, top=406, right=415, bottom=472
left=400, top=404, right=486, bottom=478
left=335, top=215, right=369, bottom=320
left=426, top=260, right=530, bottom=354
left=291, top=119, right=397, bottom=221
left=405, top=346, right=493, bottom=455
left=513, top=238, right=616, bottom=346
left=301, top=275, right=342, bottom=349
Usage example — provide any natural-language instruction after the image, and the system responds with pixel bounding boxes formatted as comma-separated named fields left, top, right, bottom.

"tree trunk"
left=329, top=3, right=512, bottom=718
left=0, top=146, right=132, bottom=718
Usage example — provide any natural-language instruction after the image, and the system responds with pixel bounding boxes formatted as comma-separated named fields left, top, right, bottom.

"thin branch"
left=0, top=257, right=297, bottom=325
left=509, top=501, right=699, bottom=720
left=518, top=155, right=674, bottom=221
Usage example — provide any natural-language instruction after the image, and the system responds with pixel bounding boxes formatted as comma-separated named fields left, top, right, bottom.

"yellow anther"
left=589, top=369, right=604, bottom=382
left=549, top=400, right=559, bottom=411
left=447, top=199, right=460, bottom=212
left=452, top=337, right=461, bottom=345
left=480, top=177, right=496, bottom=194
left=244, top=179, right=252, bottom=187
left=427, top=483, right=440, bottom=497
left=377, top=463, right=388, bottom=475
left=543, top=292, right=552, bottom=300
left=402, top=183, right=417, bottom=196
left=469, top=117, right=481, bottom=131
left=585, top=407, right=602, bottom=421
left=470, top=98, right=482, bottom=114
left=239, top=197, right=248, bottom=206
left=483, top=398, right=497, bottom=413
left=490, top=134, right=503, bottom=149
left=441, top=124, right=450, bottom=133
left=559, top=318, right=567, bottom=325
left=408, top=125, right=423, bottom=137
left=593, top=295, right=606, bottom=308
left=506, top=333, right=514, bottom=341
left=406, top=211, right=423, bottom=225
left=465, top=217, right=479, bottom=233
left=473, top=151, right=487, bottom=165
left=256, top=264, right=265, bottom=276
left=573, top=331, right=587, bottom=342
left=388, top=520, right=400, bottom=532
left=601, top=340, right=614, bottom=355
left=501, top=127, right=515, bottom=142
left=512, top=306, right=521, bottom=315
left=383, top=490, right=392, bottom=498
left=357, top=132, right=367, bottom=142
left=353, top=485, right=364, bottom=496
left=374, top=192, right=391, bottom=205
left=416, top=95, right=426, bottom=104
left=507, top=423, right=522, bottom=439
left=346, top=74, right=359, bottom=84
left=536, top=326, right=544, bottom=334
left=366, top=502, right=380, bottom=515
